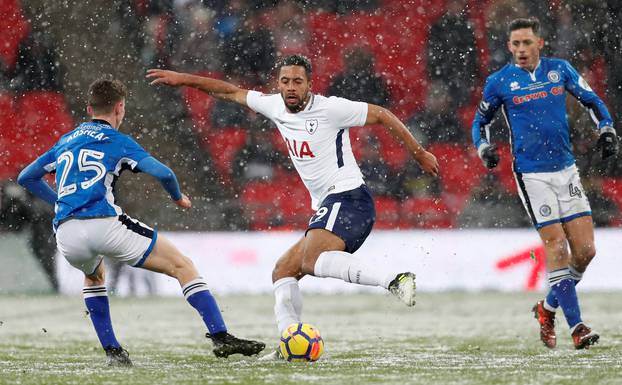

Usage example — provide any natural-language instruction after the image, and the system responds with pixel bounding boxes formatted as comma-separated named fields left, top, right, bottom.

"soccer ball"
left=279, top=323, right=324, bottom=362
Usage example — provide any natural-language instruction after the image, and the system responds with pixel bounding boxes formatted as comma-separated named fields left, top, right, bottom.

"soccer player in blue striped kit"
left=17, top=78, right=264, bottom=365
left=472, top=18, right=618, bottom=349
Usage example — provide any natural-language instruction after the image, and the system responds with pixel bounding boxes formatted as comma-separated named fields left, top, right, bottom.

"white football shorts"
left=55, top=214, right=157, bottom=275
left=514, top=164, right=592, bottom=229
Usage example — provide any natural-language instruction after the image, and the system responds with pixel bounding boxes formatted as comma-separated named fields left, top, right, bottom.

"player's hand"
left=175, top=194, right=192, bottom=209
left=597, top=129, right=619, bottom=160
left=480, top=144, right=500, bottom=169
left=415, top=150, right=439, bottom=177
left=146, top=69, right=185, bottom=87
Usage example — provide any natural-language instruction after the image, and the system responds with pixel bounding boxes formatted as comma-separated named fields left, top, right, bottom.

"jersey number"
left=57, top=149, right=106, bottom=198
left=309, top=206, right=329, bottom=224
left=569, top=183, right=582, bottom=199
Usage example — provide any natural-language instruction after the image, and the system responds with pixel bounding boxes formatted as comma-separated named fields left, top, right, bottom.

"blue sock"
left=545, top=289, right=559, bottom=309
left=545, top=266, right=582, bottom=310
left=183, top=278, right=227, bottom=334
left=549, top=272, right=582, bottom=328
left=83, top=286, right=121, bottom=349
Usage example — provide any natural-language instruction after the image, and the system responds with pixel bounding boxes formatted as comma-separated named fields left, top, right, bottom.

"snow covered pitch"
left=1, top=293, right=621, bottom=384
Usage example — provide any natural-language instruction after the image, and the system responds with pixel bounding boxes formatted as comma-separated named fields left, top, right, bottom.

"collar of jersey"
left=305, top=93, right=315, bottom=112
left=293, top=93, right=314, bottom=113
left=514, top=59, right=541, bottom=75
left=91, top=118, right=113, bottom=127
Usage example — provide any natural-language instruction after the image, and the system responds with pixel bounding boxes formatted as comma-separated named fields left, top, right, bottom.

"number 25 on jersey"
left=57, top=149, right=106, bottom=197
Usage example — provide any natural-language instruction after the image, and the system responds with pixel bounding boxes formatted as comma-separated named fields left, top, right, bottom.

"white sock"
left=313, top=250, right=395, bottom=289
left=273, top=277, right=302, bottom=334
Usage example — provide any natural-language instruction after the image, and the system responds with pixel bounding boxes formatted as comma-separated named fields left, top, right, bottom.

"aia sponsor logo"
left=285, top=137, right=315, bottom=158
left=512, top=86, right=564, bottom=104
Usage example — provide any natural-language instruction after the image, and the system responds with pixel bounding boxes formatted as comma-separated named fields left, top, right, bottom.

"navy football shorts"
left=306, top=184, right=375, bottom=253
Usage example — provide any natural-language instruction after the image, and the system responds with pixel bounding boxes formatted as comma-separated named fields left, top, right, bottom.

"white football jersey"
left=247, top=90, right=368, bottom=209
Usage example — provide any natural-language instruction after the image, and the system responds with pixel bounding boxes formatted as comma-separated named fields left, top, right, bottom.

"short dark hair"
left=508, top=17, right=540, bottom=36
left=276, top=54, right=312, bottom=80
left=88, top=77, right=127, bottom=114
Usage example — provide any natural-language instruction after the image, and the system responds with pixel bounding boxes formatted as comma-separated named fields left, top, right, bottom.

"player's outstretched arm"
left=135, top=156, right=191, bottom=209
left=365, top=104, right=439, bottom=177
left=17, top=158, right=57, bottom=206
left=562, top=61, right=618, bottom=161
left=146, top=69, right=248, bottom=106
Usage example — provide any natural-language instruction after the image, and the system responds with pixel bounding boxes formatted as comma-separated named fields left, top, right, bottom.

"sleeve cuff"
left=477, top=142, right=490, bottom=159
left=599, top=125, right=616, bottom=135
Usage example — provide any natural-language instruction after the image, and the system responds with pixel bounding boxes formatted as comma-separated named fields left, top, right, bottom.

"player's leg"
left=83, top=261, right=132, bottom=366
left=537, top=223, right=598, bottom=348
left=301, top=227, right=415, bottom=306
left=543, top=168, right=593, bottom=312
left=271, top=227, right=397, bottom=335
left=56, top=218, right=131, bottom=366
left=259, top=238, right=306, bottom=361
left=304, top=186, right=413, bottom=297
left=103, top=214, right=222, bottom=329
left=516, top=172, right=563, bottom=348
left=532, top=223, right=571, bottom=349
left=544, top=216, right=594, bottom=310
left=300, top=228, right=394, bottom=287
left=563, top=215, right=596, bottom=273
left=139, top=234, right=265, bottom=357
left=271, top=237, right=306, bottom=334
left=562, top=216, right=599, bottom=348
left=543, top=167, right=598, bottom=348
left=139, top=235, right=226, bottom=333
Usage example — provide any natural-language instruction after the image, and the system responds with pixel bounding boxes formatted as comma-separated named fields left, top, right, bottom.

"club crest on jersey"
left=305, top=119, right=319, bottom=135
left=547, top=71, right=560, bottom=83
left=539, top=204, right=552, bottom=217
left=510, top=81, right=520, bottom=91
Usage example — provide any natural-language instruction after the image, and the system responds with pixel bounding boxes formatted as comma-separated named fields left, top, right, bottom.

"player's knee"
left=272, top=261, right=289, bottom=282
left=174, top=255, right=196, bottom=274
left=543, top=235, right=565, bottom=246
left=84, top=271, right=105, bottom=286
left=584, top=244, right=596, bottom=260
left=543, top=236, right=567, bottom=252
left=576, top=244, right=596, bottom=267
left=271, top=266, right=280, bottom=283
left=160, top=253, right=196, bottom=281
left=301, top=254, right=319, bottom=276
left=272, top=257, right=301, bottom=283
left=300, top=260, right=314, bottom=276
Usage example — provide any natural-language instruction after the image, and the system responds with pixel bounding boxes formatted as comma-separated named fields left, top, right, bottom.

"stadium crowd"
left=1, top=0, right=622, bottom=236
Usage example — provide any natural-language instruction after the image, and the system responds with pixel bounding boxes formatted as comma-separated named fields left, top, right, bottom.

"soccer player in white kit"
left=147, top=55, right=439, bottom=359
